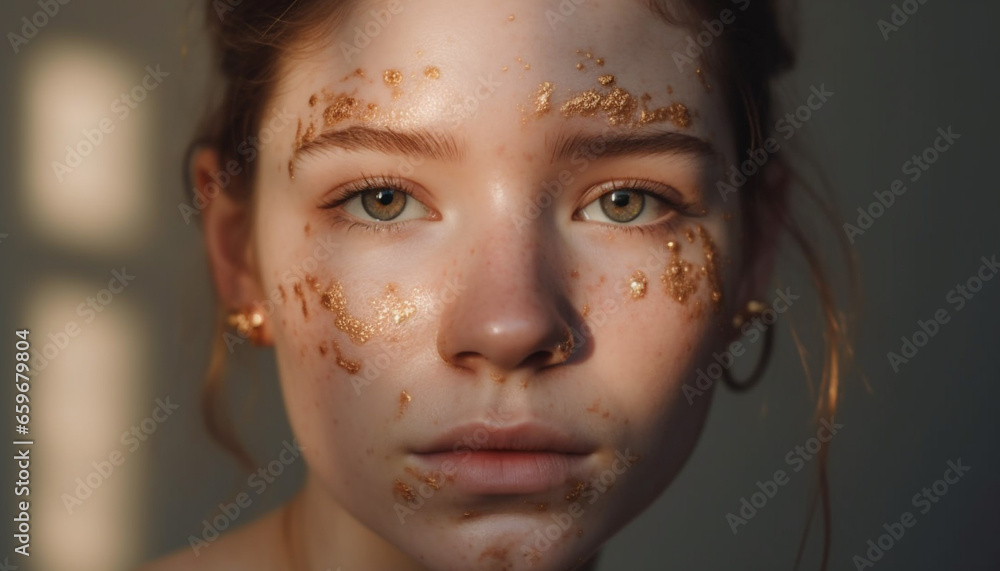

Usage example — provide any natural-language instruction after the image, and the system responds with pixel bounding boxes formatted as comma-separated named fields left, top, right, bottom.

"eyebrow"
left=546, top=129, right=719, bottom=164
left=293, top=125, right=465, bottom=164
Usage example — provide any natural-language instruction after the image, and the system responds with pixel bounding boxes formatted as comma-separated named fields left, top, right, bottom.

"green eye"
left=599, top=190, right=645, bottom=223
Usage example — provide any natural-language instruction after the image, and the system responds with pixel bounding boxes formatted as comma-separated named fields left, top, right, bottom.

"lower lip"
left=414, top=451, right=590, bottom=495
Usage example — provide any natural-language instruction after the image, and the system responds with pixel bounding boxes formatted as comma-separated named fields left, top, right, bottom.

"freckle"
left=667, top=85, right=674, bottom=94
left=522, top=152, right=534, bottom=162
left=577, top=529, right=584, bottom=537
left=602, top=411, right=610, bottom=419
left=491, top=372, right=506, bottom=384
left=570, top=269, right=580, bottom=279
left=366, top=447, right=374, bottom=456
left=521, top=378, right=529, bottom=389
left=318, top=342, right=328, bottom=356
left=308, top=94, right=318, bottom=106
left=278, top=285, right=286, bottom=303
left=586, top=399, right=600, bottom=413
left=304, top=222, right=311, bottom=236
left=397, top=390, right=411, bottom=419
left=599, top=275, right=606, bottom=284
left=501, top=65, right=508, bottom=72
left=582, top=304, right=590, bottom=317
left=536, top=503, right=548, bottom=511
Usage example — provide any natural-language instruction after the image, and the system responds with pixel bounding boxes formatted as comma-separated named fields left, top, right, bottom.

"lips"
left=410, top=421, right=596, bottom=495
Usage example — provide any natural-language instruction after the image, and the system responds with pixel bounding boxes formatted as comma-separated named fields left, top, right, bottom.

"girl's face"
left=236, top=0, right=748, bottom=568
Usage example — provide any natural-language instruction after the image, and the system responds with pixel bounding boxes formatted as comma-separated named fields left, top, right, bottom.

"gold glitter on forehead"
left=533, top=82, right=554, bottom=117
left=383, top=69, right=403, bottom=86
left=323, top=94, right=359, bottom=127
left=424, top=66, right=441, bottom=79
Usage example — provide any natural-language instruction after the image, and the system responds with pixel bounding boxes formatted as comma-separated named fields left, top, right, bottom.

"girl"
left=147, top=0, right=848, bottom=568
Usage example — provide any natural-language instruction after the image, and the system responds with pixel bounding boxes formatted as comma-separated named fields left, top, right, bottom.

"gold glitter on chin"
left=629, top=270, right=648, bottom=300
left=533, top=82, right=554, bottom=117
left=424, top=66, right=441, bottom=80
left=661, top=240, right=699, bottom=304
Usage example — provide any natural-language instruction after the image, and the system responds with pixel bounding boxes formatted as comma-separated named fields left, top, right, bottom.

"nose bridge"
left=437, top=215, right=571, bottom=373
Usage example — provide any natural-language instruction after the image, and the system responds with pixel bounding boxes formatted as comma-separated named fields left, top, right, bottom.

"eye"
left=577, top=180, right=685, bottom=226
left=321, top=175, right=432, bottom=226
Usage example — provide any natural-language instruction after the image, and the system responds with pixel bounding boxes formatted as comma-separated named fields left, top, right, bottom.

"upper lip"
left=412, top=421, right=596, bottom=455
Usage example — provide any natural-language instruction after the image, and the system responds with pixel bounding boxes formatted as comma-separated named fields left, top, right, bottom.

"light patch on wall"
left=28, top=279, right=146, bottom=570
left=23, top=40, right=151, bottom=255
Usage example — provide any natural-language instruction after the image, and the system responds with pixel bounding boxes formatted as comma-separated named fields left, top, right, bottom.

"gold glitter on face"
left=373, top=284, right=417, bottom=327
left=698, top=225, right=724, bottom=312
left=424, top=66, right=441, bottom=80
left=405, top=467, right=441, bottom=490
left=323, top=94, right=360, bottom=127
left=383, top=69, right=403, bottom=86
left=597, top=74, right=615, bottom=86
left=397, top=390, right=411, bottom=419
left=491, top=372, right=506, bottom=384
left=331, top=340, right=362, bottom=374
left=556, top=329, right=575, bottom=361
left=321, top=281, right=378, bottom=344
left=695, top=68, right=712, bottom=92
left=394, top=479, right=417, bottom=502
left=533, top=82, right=554, bottom=117
left=629, top=270, right=648, bottom=300
left=661, top=240, right=699, bottom=304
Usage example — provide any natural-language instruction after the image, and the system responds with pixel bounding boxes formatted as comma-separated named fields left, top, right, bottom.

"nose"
left=437, top=224, right=574, bottom=373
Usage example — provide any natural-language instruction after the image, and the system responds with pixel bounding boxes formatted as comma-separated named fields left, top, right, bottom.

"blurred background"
left=0, top=0, right=997, bottom=569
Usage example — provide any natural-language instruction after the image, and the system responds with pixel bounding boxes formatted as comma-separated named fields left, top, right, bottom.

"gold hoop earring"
left=227, top=306, right=266, bottom=345
left=723, top=300, right=774, bottom=392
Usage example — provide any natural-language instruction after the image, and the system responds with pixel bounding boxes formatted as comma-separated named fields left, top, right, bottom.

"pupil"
left=611, top=191, right=630, bottom=207
left=376, top=189, right=395, bottom=205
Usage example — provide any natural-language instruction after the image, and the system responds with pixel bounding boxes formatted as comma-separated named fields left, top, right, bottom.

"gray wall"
left=1, top=1, right=997, bottom=569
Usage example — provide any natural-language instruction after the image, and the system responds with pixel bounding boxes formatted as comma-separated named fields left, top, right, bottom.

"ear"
left=193, top=147, right=274, bottom=346
left=729, top=159, right=789, bottom=335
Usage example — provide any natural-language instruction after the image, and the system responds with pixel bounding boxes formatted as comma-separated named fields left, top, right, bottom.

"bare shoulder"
left=136, top=505, right=287, bottom=571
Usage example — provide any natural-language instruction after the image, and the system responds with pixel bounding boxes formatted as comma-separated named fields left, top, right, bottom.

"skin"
left=145, top=0, right=777, bottom=569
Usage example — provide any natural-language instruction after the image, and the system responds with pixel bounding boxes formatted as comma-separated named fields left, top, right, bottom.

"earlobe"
left=193, top=147, right=271, bottom=344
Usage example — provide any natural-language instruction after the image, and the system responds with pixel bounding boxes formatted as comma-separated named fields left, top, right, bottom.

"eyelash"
left=318, top=173, right=416, bottom=235
left=317, top=174, right=701, bottom=236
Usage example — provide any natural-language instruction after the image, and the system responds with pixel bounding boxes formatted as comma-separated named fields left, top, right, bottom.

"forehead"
left=275, top=0, right=729, bottom=152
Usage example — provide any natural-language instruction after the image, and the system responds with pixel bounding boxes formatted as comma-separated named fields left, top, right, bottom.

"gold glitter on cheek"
left=507, top=13, right=515, bottom=21
left=320, top=281, right=377, bottom=344
left=394, top=479, right=417, bottom=502
left=597, top=74, right=615, bottom=86
left=697, top=225, right=724, bottom=312
left=372, top=283, right=417, bottom=326
left=696, top=68, right=712, bottom=92
left=660, top=240, right=700, bottom=304
left=397, top=390, right=411, bottom=419
left=424, top=66, right=440, bottom=80
left=629, top=270, right=648, bottom=300
left=533, top=82, right=554, bottom=117
left=331, top=340, right=362, bottom=374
